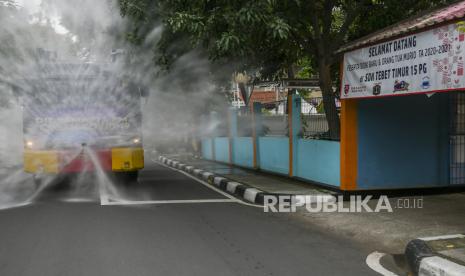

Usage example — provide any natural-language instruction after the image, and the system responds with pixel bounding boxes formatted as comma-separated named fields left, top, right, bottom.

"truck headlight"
left=26, top=141, right=34, bottom=149
left=132, top=138, right=140, bottom=144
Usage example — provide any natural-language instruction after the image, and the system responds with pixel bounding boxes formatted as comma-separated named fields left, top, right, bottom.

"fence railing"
left=237, top=113, right=253, bottom=137
left=261, top=100, right=287, bottom=115
left=301, top=97, right=340, bottom=140
left=205, top=97, right=340, bottom=140
left=261, top=100, right=288, bottom=136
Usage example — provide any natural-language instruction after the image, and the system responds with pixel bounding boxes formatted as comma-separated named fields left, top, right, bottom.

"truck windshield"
left=21, top=66, right=142, bottom=150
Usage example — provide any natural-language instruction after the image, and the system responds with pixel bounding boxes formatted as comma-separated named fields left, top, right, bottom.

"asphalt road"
left=0, top=161, right=377, bottom=276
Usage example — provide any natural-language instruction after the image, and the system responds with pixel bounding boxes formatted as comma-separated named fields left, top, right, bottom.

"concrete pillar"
left=288, top=94, right=301, bottom=177
left=340, top=99, right=358, bottom=190
left=252, top=102, right=262, bottom=169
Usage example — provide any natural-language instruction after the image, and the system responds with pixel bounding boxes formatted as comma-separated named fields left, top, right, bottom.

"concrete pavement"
left=159, top=154, right=465, bottom=275
left=167, top=155, right=465, bottom=255
left=162, top=154, right=332, bottom=195
left=0, top=161, right=377, bottom=276
left=158, top=155, right=335, bottom=205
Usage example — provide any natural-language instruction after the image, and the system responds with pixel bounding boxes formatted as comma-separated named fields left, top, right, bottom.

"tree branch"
left=307, top=1, right=321, bottom=41
left=322, top=0, right=335, bottom=37
left=332, top=1, right=368, bottom=52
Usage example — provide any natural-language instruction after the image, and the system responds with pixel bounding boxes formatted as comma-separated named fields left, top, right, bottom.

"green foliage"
left=349, top=0, right=455, bottom=40
left=121, top=0, right=456, bottom=77
left=0, top=1, right=76, bottom=78
left=296, top=57, right=316, bottom=79
left=120, top=0, right=302, bottom=79
left=317, top=102, right=325, bottom=114
left=119, top=0, right=458, bottom=138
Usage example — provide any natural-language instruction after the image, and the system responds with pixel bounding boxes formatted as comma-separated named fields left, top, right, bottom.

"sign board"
left=341, top=21, right=465, bottom=99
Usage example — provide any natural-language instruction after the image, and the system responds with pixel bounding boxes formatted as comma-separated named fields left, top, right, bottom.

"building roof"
left=247, top=90, right=286, bottom=104
left=338, top=0, right=465, bottom=53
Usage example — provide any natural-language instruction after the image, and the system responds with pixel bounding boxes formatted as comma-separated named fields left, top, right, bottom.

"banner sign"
left=341, top=21, right=465, bottom=99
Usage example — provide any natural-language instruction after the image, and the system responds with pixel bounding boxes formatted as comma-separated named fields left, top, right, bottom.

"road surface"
left=0, top=160, right=377, bottom=275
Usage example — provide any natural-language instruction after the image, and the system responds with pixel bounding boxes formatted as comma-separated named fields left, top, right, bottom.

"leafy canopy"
left=120, top=0, right=454, bottom=80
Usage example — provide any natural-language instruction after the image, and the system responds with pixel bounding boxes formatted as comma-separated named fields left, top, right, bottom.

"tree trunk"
left=287, top=64, right=296, bottom=95
left=318, top=58, right=340, bottom=140
left=238, top=83, right=248, bottom=106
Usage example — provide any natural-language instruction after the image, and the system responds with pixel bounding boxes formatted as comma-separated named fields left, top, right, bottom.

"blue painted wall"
left=214, top=137, right=230, bottom=163
left=201, top=138, right=213, bottom=160
left=233, top=137, right=254, bottom=168
left=258, top=137, right=289, bottom=175
left=295, top=139, right=340, bottom=187
left=358, top=93, right=449, bottom=189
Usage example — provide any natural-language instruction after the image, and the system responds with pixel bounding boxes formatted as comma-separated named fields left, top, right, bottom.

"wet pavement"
left=0, top=160, right=377, bottom=275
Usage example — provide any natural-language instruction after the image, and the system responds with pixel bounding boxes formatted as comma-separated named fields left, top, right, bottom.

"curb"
left=405, top=234, right=465, bottom=276
left=158, top=156, right=335, bottom=206
left=158, top=156, right=268, bottom=205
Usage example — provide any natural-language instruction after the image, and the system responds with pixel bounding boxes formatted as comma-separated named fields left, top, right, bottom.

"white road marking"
left=61, top=198, right=96, bottom=203
left=100, top=192, right=109, bottom=205
left=155, top=159, right=261, bottom=208
left=419, top=234, right=465, bottom=241
left=366, top=251, right=398, bottom=276
left=102, top=198, right=236, bottom=205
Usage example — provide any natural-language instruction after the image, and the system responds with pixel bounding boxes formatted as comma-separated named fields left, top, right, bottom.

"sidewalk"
left=295, top=192, right=465, bottom=254
left=164, top=154, right=334, bottom=196
left=158, top=154, right=465, bottom=256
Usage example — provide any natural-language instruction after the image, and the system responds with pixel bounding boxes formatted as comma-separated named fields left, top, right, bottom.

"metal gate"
left=450, top=92, right=465, bottom=184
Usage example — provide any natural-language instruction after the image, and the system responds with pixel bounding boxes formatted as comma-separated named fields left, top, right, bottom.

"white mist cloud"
left=17, top=0, right=70, bottom=35
left=17, top=0, right=41, bottom=13
left=0, top=0, right=231, bottom=207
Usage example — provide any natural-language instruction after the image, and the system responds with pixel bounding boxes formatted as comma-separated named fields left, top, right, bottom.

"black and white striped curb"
left=405, top=234, right=465, bottom=276
left=158, top=156, right=272, bottom=205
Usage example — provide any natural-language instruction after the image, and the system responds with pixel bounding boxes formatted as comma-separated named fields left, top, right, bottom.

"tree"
left=0, top=0, right=80, bottom=108
left=120, top=0, right=454, bottom=140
